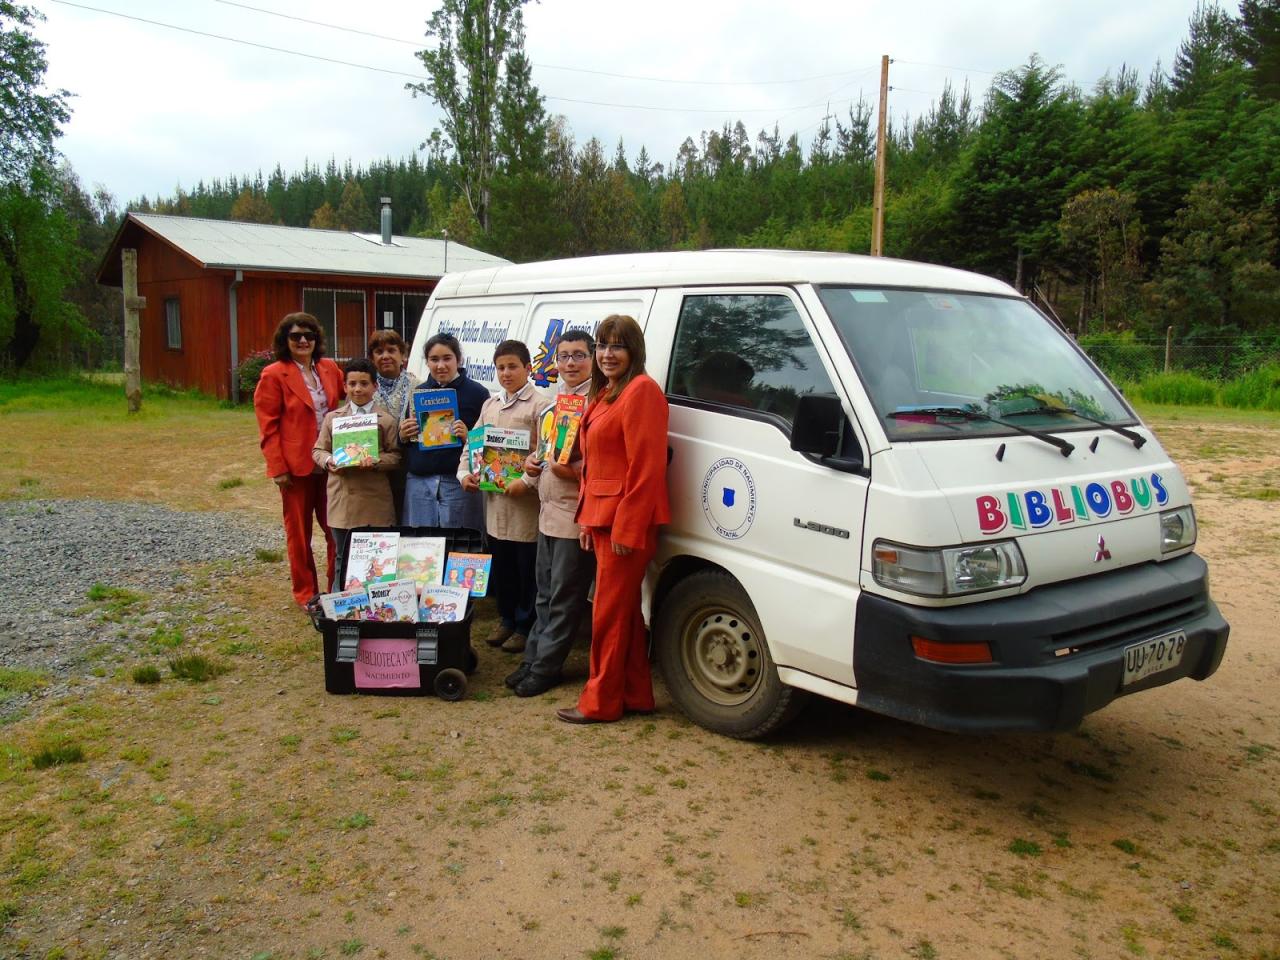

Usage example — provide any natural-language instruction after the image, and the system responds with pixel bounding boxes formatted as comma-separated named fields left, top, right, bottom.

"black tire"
left=434, top=667, right=467, bottom=702
left=654, top=569, right=807, bottom=739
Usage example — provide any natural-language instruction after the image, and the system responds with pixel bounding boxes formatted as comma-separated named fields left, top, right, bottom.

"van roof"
left=430, top=249, right=1019, bottom=299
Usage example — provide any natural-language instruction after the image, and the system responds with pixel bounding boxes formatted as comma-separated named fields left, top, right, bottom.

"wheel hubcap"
left=682, top=607, right=762, bottom=706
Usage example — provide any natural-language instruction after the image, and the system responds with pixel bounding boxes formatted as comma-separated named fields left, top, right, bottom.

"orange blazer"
left=254, top=358, right=345, bottom=478
left=575, top=373, right=670, bottom=549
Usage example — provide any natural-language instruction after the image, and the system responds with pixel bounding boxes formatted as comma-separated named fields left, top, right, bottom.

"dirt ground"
left=0, top=400, right=1277, bottom=960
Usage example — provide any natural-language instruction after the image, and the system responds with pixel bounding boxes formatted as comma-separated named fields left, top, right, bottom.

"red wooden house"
left=97, top=210, right=507, bottom=400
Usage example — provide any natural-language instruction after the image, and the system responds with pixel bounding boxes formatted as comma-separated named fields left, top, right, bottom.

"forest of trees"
left=1, top=0, right=1277, bottom=372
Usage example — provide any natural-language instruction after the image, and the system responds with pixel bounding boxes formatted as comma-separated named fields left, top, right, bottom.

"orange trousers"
left=576, top=527, right=657, bottom=721
left=279, top=473, right=335, bottom=606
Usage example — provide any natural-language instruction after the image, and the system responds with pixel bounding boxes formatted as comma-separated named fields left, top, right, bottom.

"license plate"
left=1122, top=630, right=1187, bottom=686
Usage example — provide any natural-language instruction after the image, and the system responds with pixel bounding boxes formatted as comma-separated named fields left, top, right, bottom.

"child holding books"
left=313, top=358, right=402, bottom=591
left=506, top=329, right=596, bottom=697
left=459, top=340, right=547, bottom=653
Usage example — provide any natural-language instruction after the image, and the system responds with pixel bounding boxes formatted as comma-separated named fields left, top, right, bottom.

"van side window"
left=667, top=294, right=838, bottom=424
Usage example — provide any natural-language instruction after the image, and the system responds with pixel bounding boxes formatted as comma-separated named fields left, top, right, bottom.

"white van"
left=408, top=250, right=1230, bottom=739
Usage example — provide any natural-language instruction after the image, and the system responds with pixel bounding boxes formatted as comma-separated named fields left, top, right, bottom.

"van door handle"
left=667, top=445, right=674, bottom=465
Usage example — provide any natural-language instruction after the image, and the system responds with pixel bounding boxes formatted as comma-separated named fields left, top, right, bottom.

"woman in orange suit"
left=254, top=312, right=345, bottom=607
left=557, top=314, right=670, bottom=724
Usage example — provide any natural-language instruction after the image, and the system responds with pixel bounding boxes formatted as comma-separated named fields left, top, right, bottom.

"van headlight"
left=1159, top=506, right=1197, bottom=553
left=872, top=540, right=1027, bottom=597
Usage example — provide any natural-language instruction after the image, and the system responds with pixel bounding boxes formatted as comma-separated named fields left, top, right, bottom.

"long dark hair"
left=272, top=312, right=326, bottom=362
left=590, top=314, right=646, bottom=403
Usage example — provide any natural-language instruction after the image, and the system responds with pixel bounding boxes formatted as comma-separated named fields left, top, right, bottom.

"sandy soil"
left=0, top=408, right=1277, bottom=960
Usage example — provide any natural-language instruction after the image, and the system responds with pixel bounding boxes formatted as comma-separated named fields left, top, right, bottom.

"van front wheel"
left=655, top=570, right=806, bottom=739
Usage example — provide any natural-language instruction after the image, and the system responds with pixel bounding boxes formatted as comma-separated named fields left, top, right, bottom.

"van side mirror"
left=791, top=394, right=845, bottom=457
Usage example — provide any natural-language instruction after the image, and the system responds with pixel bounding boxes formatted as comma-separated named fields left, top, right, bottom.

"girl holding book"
left=400, top=333, right=489, bottom=531
left=253, top=312, right=345, bottom=607
left=557, top=315, right=670, bottom=724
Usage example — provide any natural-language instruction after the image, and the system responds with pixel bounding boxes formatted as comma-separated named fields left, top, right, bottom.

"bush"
left=1079, top=332, right=1161, bottom=383
left=169, top=655, right=230, bottom=683
left=32, top=742, right=85, bottom=769
left=132, top=665, right=162, bottom=685
left=1220, top=364, right=1280, bottom=411
left=1128, top=372, right=1219, bottom=406
left=236, top=349, right=275, bottom=401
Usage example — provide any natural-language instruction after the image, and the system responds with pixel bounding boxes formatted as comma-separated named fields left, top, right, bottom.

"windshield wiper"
left=889, top=406, right=1075, bottom=457
left=1000, top=404, right=1146, bottom=449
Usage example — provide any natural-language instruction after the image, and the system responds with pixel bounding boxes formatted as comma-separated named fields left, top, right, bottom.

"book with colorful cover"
left=397, top=536, right=447, bottom=594
left=413, top=388, right=460, bottom=450
left=550, top=393, right=586, bottom=464
left=331, top=413, right=380, bottom=468
left=534, top=403, right=556, bottom=463
left=477, top=426, right=530, bottom=492
left=418, top=584, right=470, bottom=623
left=367, top=578, right=419, bottom=623
left=466, top=425, right=486, bottom=475
left=443, top=552, right=492, bottom=598
left=343, top=531, right=400, bottom=589
left=319, top=587, right=371, bottom=621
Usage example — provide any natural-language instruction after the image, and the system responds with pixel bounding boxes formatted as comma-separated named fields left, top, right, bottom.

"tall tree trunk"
left=0, top=230, right=39, bottom=369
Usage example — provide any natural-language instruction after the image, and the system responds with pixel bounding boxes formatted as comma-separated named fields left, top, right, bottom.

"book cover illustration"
left=534, top=404, right=556, bottom=463
left=413, top=388, right=460, bottom=450
left=443, top=552, right=492, bottom=598
left=478, top=426, right=530, bottom=492
left=551, top=394, right=586, bottom=464
left=397, top=536, right=447, bottom=593
left=331, top=413, right=380, bottom=468
left=344, top=531, right=400, bottom=589
left=320, top=587, right=371, bottom=621
left=367, top=578, right=419, bottom=623
left=466, top=425, right=486, bottom=475
left=418, top=584, right=471, bottom=623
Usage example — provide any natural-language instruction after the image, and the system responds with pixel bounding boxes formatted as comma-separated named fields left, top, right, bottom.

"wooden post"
left=1165, top=325, right=1173, bottom=373
left=122, top=249, right=145, bottom=413
left=871, top=55, right=890, bottom=257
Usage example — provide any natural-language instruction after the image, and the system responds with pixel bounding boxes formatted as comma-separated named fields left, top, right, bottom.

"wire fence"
left=1079, top=338, right=1280, bottom=383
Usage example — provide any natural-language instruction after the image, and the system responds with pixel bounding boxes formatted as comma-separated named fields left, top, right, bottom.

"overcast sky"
left=32, top=0, right=1206, bottom=207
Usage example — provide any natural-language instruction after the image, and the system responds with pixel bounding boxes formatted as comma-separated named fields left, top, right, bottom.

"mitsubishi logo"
left=1094, top=535, right=1112, bottom=563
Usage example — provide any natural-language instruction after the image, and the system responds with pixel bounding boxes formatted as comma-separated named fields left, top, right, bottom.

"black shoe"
left=515, top=672, right=561, bottom=698
left=504, top=663, right=531, bottom=689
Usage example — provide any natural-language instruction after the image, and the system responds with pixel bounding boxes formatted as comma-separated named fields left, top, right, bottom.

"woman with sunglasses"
left=556, top=315, right=670, bottom=724
left=254, top=312, right=346, bottom=607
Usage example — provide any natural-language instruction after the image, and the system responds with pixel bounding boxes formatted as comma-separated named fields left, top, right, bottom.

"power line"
left=211, top=0, right=880, bottom=88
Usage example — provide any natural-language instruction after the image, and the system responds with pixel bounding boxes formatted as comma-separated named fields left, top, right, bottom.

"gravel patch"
left=0, top=499, right=284, bottom=713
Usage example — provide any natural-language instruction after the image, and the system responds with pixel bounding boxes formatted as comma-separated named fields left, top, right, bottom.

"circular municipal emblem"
left=700, top=458, right=757, bottom=540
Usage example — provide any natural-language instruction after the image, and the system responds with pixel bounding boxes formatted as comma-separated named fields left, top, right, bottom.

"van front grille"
left=1047, top=595, right=1207, bottom=659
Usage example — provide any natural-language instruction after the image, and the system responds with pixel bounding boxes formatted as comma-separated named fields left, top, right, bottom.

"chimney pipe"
left=380, top=197, right=392, bottom=245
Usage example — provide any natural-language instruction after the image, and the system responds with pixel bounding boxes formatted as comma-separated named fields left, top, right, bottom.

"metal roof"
left=98, top=213, right=508, bottom=286
left=432, top=248, right=1017, bottom=299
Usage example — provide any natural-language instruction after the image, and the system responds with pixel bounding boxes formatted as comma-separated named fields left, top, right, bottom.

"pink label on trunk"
left=353, top=637, right=420, bottom=689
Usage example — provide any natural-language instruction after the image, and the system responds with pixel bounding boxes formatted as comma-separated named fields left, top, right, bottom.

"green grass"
left=148, top=626, right=184, bottom=649
left=0, top=667, right=49, bottom=696
left=255, top=548, right=284, bottom=563
left=1008, top=838, right=1042, bottom=857
left=32, top=741, right=85, bottom=769
left=131, top=665, right=162, bottom=685
left=1119, top=364, right=1280, bottom=412
left=168, top=655, right=230, bottom=682
left=217, top=476, right=245, bottom=490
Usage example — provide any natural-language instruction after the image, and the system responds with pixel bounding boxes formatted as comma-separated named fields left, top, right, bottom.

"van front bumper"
left=851, top=553, right=1229, bottom=733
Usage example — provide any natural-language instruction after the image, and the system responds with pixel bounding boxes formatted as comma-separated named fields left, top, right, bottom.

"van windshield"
left=815, top=287, right=1135, bottom=442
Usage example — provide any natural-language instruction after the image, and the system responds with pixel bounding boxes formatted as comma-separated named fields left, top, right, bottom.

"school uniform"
left=573, top=374, right=671, bottom=721
left=254, top=357, right=345, bottom=606
left=313, top=400, right=402, bottom=591
left=460, top=380, right=547, bottom=639
left=520, top=378, right=594, bottom=684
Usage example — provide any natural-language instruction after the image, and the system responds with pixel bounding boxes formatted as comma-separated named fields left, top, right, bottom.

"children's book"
left=551, top=394, right=586, bottom=464
left=534, top=403, right=556, bottom=463
left=418, top=584, right=470, bottom=623
left=331, top=413, right=380, bottom=468
left=320, top=587, right=371, bottom=621
left=397, top=536, right=447, bottom=593
left=344, top=531, right=400, bottom=589
left=443, top=552, right=492, bottom=598
left=413, top=388, right=460, bottom=450
left=477, top=426, right=530, bottom=492
left=367, top=578, right=419, bottom=623
left=466, top=425, right=486, bottom=475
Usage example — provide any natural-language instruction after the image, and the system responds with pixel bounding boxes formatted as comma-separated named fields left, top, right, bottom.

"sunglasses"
left=555, top=351, right=591, bottom=363
left=288, top=331, right=317, bottom=343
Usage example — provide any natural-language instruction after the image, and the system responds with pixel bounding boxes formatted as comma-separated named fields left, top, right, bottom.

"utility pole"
left=871, top=54, right=890, bottom=257
left=121, top=248, right=145, bottom=413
